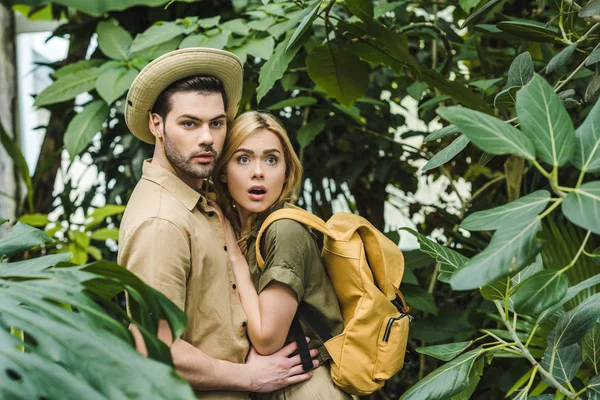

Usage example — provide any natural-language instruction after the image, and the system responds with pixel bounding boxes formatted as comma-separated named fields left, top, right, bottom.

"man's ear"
left=149, top=113, right=163, bottom=140
left=220, top=173, right=227, bottom=183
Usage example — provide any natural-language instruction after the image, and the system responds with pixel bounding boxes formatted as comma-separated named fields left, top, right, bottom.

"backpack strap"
left=290, top=316, right=314, bottom=372
left=290, top=303, right=334, bottom=372
left=255, top=208, right=333, bottom=270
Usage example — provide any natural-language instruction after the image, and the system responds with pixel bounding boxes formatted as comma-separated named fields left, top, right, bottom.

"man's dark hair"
left=152, top=75, right=228, bottom=121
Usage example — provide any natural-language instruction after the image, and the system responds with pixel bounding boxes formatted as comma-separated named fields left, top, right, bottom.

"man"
left=118, top=48, right=317, bottom=399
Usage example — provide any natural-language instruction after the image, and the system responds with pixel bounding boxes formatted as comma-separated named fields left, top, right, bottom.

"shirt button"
left=232, top=284, right=237, bottom=289
left=207, top=211, right=215, bottom=217
left=224, top=245, right=228, bottom=251
left=241, top=321, right=247, bottom=328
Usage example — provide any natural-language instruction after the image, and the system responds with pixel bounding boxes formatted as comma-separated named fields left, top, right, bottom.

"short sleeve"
left=119, top=218, right=190, bottom=311
left=257, top=219, right=316, bottom=302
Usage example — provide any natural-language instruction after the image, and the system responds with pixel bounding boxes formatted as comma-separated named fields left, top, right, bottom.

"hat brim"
left=125, top=47, right=243, bottom=144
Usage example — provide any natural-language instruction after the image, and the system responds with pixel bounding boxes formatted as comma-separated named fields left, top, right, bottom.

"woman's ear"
left=220, top=173, right=227, bottom=183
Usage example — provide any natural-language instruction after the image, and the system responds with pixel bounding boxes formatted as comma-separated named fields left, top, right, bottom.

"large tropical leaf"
left=507, top=52, right=534, bottom=87
left=64, top=101, right=110, bottom=160
left=416, top=341, right=472, bottom=362
left=450, top=218, right=542, bottom=290
left=96, top=21, right=133, bottom=61
left=548, top=293, right=600, bottom=349
left=34, top=68, right=100, bottom=107
left=130, top=22, right=185, bottom=54
left=400, top=348, right=483, bottom=399
left=583, top=323, right=600, bottom=372
left=461, top=190, right=551, bottom=231
left=562, top=181, right=600, bottom=235
left=96, top=66, right=138, bottom=105
left=401, top=228, right=468, bottom=283
left=422, top=135, right=470, bottom=172
left=572, top=95, right=600, bottom=173
left=538, top=274, right=600, bottom=324
left=540, top=343, right=582, bottom=386
left=436, top=107, right=536, bottom=160
left=257, top=34, right=303, bottom=103
left=0, top=222, right=194, bottom=399
left=0, top=222, right=54, bottom=258
left=588, top=374, right=600, bottom=400
left=511, top=270, right=569, bottom=315
left=286, top=0, right=322, bottom=51
left=516, top=74, right=576, bottom=167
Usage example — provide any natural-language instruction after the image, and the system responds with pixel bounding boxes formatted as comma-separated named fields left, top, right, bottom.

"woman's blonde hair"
left=213, top=111, right=303, bottom=252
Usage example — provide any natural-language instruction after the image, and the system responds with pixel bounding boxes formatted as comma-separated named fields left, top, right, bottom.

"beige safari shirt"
left=245, top=205, right=344, bottom=365
left=118, top=160, right=249, bottom=400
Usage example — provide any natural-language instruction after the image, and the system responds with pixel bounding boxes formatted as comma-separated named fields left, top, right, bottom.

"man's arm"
left=131, top=322, right=318, bottom=392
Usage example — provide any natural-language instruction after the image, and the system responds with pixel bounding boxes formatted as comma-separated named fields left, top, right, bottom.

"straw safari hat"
left=125, top=47, right=243, bottom=144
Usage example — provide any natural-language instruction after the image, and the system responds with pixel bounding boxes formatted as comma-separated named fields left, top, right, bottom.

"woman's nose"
left=252, top=163, right=264, bottom=179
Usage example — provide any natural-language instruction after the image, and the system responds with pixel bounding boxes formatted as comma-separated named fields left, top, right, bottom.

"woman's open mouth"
left=248, top=186, right=267, bottom=201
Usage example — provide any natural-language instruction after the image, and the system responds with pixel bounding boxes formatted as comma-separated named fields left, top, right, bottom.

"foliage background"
left=1, top=0, right=600, bottom=398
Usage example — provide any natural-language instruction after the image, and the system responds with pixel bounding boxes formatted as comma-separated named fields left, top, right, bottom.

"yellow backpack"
left=256, top=207, right=410, bottom=396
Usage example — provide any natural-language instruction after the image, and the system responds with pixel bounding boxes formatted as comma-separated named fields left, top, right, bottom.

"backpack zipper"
left=383, top=314, right=409, bottom=343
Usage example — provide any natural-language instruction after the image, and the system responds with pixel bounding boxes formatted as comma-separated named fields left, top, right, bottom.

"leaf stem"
left=525, top=324, right=539, bottom=348
left=555, top=41, right=600, bottom=92
left=575, top=169, right=586, bottom=188
left=494, top=301, right=581, bottom=399
left=582, top=249, right=599, bottom=258
left=558, top=230, right=592, bottom=274
left=532, top=159, right=552, bottom=179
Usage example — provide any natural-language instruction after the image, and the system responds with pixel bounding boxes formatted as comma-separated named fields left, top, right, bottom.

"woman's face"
left=224, top=129, right=286, bottom=218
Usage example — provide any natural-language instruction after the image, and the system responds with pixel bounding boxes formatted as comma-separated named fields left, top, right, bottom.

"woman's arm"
left=221, top=216, right=299, bottom=355
left=208, top=202, right=299, bottom=355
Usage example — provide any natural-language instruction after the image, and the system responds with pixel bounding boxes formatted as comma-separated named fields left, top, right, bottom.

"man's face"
left=158, top=91, right=226, bottom=182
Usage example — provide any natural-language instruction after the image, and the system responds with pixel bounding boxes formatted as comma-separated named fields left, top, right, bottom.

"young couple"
left=118, top=47, right=351, bottom=399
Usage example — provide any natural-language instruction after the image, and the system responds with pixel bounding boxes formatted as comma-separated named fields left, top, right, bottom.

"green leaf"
left=0, top=222, right=54, bottom=258
left=0, top=121, right=32, bottom=201
left=450, top=358, right=484, bottom=400
left=579, top=0, right=600, bottom=17
left=401, top=228, right=468, bottom=283
left=402, top=285, right=438, bottom=315
left=96, top=21, right=132, bottom=61
left=479, top=151, right=494, bottom=166
left=459, top=0, right=482, bottom=13
left=511, top=270, right=568, bottom=315
left=497, top=21, right=558, bottom=43
left=197, top=16, right=220, bottom=28
left=540, top=344, right=581, bottom=386
left=517, top=74, right=576, bottom=166
left=417, top=341, right=472, bottom=361
left=549, top=293, right=600, bottom=350
left=562, top=181, right=600, bottom=235
left=461, top=190, right=551, bottom=231
left=494, top=86, right=520, bottom=109
left=461, top=0, right=503, bottom=28
left=424, top=125, right=460, bottom=142
left=422, top=135, right=470, bottom=172
left=52, top=59, right=104, bottom=79
left=307, top=44, right=370, bottom=107
left=234, top=37, right=275, bottom=61
left=34, top=68, right=100, bottom=107
left=131, top=36, right=182, bottom=59
left=588, top=375, right=600, bottom=400
left=179, top=31, right=229, bottom=50
left=572, top=95, right=600, bottom=173
left=507, top=52, right=534, bottom=87
left=407, top=81, right=428, bottom=101
left=64, top=101, right=109, bottom=160
left=400, top=348, right=483, bottom=400
left=419, top=95, right=452, bottom=110
left=374, top=1, right=406, bottom=17
left=585, top=67, right=600, bottom=103
left=480, top=277, right=509, bottom=301
left=546, top=43, right=577, bottom=74
left=267, top=96, right=317, bottom=110
left=586, top=48, right=600, bottom=67
left=257, top=35, right=302, bottom=103
left=286, top=0, right=322, bottom=51
left=345, top=0, right=374, bottom=19
left=18, top=214, right=49, bottom=227
left=449, top=218, right=542, bottom=290
left=221, top=18, right=250, bottom=35
left=511, top=254, right=544, bottom=287
left=0, top=253, right=72, bottom=277
left=538, top=274, right=600, bottom=323
left=247, top=17, right=276, bottom=32
left=85, top=205, right=126, bottom=229
left=96, top=67, right=137, bottom=105
left=297, top=117, right=326, bottom=149
left=90, top=228, right=119, bottom=241
left=0, top=217, right=8, bottom=225
left=469, top=77, right=503, bottom=92
left=437, top=107, right=536, bottom=160
left=583, top=323, right=600, bottom=372
left=402, top=268, right=419, bottom=285
left=130, top=22, right=185, bottom=54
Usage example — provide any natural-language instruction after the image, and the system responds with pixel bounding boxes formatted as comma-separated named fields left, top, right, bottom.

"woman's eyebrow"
left=234, top=148, right=254, bottom=154
left=263, top=149, right=281, bottom=154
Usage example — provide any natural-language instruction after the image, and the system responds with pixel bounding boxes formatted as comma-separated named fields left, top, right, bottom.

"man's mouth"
left=192, top=152, right=216, bottom=163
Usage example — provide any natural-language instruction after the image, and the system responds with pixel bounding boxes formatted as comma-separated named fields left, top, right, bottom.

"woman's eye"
left=265, top=156, right=278, bottom=165
left=237, top=155, right=250, bottom=164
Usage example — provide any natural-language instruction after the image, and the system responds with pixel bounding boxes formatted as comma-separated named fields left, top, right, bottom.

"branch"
left=563, top=0, right=600, bottom=23
left=555, top=41, right=600, bottom=92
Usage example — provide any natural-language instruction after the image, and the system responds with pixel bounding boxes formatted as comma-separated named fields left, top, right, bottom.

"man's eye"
left=265, top=156, right=278, bottom=165
left=237, top=155, right=250, bottom=164
left=210, top=120, right=224, bottom=128
left=183, top=121, right=195, bottom=128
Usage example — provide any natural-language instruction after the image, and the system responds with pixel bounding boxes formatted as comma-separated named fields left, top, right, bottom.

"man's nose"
left=196, top=124, right=214, bottom=146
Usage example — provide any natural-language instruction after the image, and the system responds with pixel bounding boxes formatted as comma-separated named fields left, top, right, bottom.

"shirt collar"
left=248, top=201, right=286, bottom=239
left=141, top=159, right=210, bottom=211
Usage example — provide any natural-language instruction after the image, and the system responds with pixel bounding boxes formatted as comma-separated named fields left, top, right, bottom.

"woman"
left=212, top=111, right=351, bottom=399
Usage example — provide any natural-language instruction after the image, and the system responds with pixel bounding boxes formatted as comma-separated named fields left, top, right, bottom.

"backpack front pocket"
left=373, top=313, right=410, bottom=381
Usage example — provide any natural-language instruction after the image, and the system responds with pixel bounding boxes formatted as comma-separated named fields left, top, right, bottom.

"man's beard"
left=162, top=127, right=218, bottom=180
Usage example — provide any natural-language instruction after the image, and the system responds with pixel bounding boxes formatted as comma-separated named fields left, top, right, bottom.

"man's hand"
left=246, top=339, right=319, bottom=393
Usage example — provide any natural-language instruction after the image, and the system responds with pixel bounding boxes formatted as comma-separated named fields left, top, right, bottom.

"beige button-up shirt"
left=118, top=160, right=249, bottom=399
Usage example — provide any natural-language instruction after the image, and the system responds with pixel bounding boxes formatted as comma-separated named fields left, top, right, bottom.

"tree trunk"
left=0, top=4, right=19, bottom=235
